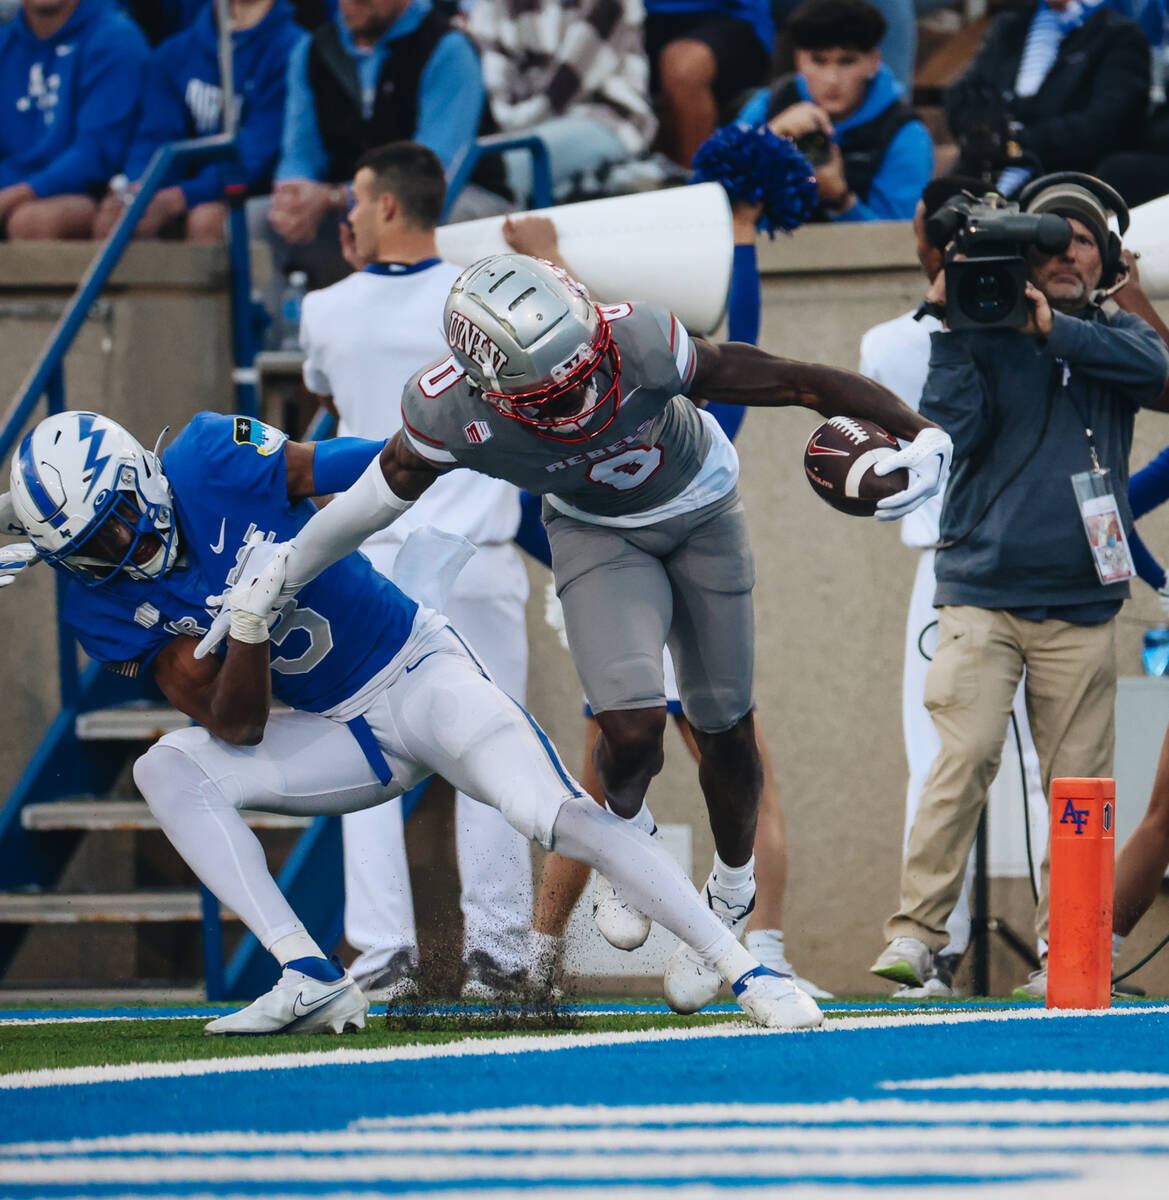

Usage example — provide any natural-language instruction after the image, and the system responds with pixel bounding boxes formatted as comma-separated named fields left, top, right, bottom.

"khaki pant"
left=884, top=605, right=1117, bottom=950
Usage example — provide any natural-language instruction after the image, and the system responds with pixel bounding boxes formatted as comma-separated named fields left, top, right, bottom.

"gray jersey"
left=401, top=303, right=713, bottom=520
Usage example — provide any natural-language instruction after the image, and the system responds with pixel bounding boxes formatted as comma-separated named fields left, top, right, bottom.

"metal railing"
left=443, top=131, right=555, bottom=221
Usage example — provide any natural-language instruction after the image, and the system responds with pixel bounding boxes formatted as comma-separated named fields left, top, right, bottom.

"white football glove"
left=194, top=533, right=294, bottom=659
left=0, top=492, right=25, bottom=538
left=873, top=426, right=953, bottom=522
left=0, top=542, right=39, bottom=589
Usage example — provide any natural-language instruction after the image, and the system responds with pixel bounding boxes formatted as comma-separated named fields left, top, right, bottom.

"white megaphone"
left=1122, top=194, right=1169, bottom=297
left=436, top=183, right=733, bottom=335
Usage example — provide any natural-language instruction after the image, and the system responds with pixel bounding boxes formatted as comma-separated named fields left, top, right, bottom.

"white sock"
left=712, top=851, right=755, bottom=891
left=270, top=929, right=325, bottom=966
left=715, top=942, right=758, bottom=984
left=532, top=931, right=564, bottom=979
left=746, top=928, right=787, bottom=963
left=1113, top=932, right=1126, bottom=962
left=615, top=803, right=656, bottom=836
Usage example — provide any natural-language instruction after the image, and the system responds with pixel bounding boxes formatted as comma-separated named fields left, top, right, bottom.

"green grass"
left=0, top=1009, right=749, bottom=1077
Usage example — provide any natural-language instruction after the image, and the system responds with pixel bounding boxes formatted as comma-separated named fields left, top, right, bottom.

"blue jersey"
left=63, top=412, right=418, bottom=714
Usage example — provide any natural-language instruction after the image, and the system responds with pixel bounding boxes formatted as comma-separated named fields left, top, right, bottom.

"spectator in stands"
left=0, top=0, right=150, bottom=240
left=944, top=0, right=1150, bottom=193
left=263, top=0, right=484, bottom=294
left=740, top=0, right=932, bottom=221
left=115, top=0, right=202, bottom=44
left=1096, top=106, right=1169, bottom=208
left=92, top=0, right=303, bottom=244
left=467, top=0, right=657, bottom=205
left=645, top=0, right=774, bottom=166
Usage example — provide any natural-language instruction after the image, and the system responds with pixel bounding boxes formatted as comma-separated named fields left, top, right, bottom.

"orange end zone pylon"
left=1047, top=777, right=1115, bottom=1010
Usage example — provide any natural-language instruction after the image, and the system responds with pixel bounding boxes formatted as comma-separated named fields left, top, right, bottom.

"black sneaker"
left=362, top=948, right=419, bottom=1004
left=461, top=950, right=527, bottom=1002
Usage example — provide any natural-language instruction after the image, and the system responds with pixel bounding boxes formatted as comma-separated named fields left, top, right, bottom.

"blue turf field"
left=2, top=1002, right=1168, bottom=1198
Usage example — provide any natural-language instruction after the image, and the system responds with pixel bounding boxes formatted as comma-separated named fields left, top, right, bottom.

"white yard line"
left=3, top=1004, right=1166, bottom=1092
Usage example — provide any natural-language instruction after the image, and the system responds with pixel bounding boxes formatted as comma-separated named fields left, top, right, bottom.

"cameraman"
left=871, top=174, right=1169, bottom=998
left=945, top=0, right=1149, bottom=191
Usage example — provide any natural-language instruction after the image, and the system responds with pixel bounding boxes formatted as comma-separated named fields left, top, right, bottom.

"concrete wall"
left=4, top=230, right=1169, bottom=996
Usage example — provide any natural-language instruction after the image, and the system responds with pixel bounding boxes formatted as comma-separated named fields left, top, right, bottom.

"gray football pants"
left=544, top=489, right=756, bottom=733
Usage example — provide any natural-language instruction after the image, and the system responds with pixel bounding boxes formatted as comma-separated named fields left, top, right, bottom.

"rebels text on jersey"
left=63, top=413, right=418, bottom=714
left=400, top=303, right=718, bottom=521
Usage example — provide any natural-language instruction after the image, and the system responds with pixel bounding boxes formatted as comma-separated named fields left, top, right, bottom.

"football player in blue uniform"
left=2, top=408, right=825, bottom=1032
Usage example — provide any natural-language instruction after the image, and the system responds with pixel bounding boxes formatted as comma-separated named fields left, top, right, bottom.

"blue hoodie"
left=739, top=63, right=933, bottom=222
left=0, top=0, right=150, bottom=196
left=125, top=0, right=304, bottom=207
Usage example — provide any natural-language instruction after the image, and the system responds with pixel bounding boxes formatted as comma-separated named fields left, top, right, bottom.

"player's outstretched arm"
left=281, top=432, right=441, bottom=593
left=690, top=340, right=936, bottom=443
left=153, top=632, right=272, bottom=746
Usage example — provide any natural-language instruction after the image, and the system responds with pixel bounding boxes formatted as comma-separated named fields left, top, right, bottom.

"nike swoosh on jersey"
left=210, top=518, right=226, bottom=554
left=404, top=650, right=441, bottom=674
left=291, top=984, right=348, bottom=1018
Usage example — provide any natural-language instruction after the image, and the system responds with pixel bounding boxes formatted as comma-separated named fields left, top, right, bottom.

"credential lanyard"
left=1063, top=361, right=1135, bottom=585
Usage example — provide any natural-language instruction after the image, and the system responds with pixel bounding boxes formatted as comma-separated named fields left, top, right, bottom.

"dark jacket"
left=921, top=307, right=1168, bottom=611
left=944, top=3, right=1150, bottom=175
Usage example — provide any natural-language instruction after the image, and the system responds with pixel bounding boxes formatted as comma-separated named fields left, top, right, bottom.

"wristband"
left=229, top=609, right=270, bottom=645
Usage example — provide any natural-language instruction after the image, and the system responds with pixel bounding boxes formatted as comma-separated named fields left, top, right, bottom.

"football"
left=803, top=416, right=909, bottom=516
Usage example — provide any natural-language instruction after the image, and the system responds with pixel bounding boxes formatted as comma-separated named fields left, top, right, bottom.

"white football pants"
left=134, top=613, right=560, bottom=959
left=904, top=550, right=1047, bottom=957
left=343, top=543, right=534, bottom=982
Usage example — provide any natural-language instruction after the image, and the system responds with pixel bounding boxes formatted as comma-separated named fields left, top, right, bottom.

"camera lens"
left=956, top=265, right=1018, bottom=325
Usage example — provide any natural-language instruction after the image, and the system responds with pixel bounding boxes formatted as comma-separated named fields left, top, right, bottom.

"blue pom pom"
left=690, top=123, right=819, bottom=236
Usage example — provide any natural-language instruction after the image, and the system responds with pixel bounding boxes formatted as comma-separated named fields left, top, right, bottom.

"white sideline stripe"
left=11, top=1100, right=1169, bottom=1160
left=883, top=1072, right=1169, bottom=1091
left=7, top=1148, right=1169, bottom=1186
left=350, top=1097, right=1169, bottom=1130
left=4, top=1004, right=1166, bottom=1091
left=9, top=1123, right=1169, bottom=1160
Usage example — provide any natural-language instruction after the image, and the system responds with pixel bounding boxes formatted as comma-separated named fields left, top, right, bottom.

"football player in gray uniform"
left=236, top=253, right=952, bottom=1010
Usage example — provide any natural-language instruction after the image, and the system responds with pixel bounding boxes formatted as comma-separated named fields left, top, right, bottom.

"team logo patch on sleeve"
left=464, top=420, right=492, bottom=444
left=233, top=418, right=287, bottom=457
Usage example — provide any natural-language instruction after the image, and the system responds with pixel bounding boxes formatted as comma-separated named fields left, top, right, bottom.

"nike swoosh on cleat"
left=291, top=985, right=349, bottom=1018
left=210, top=518, right=226, bottom=555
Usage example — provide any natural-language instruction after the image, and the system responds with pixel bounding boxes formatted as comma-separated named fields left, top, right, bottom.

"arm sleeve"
left=1129, top=523, right=1167, bottom=590
left=830, top=121, right=934, bottom=223
left=919, top=332, right=994, bottom=459
left=1045, top=310, right=1169, bottom=403
left=1129, top=446, right=1169, bottom=519
left=274, top=38, right=328, bottom=182
left=311, top=437, right=387, bottom=495
left=1017, top=26, right=1151, bottom=170
left=25, top=25, right=151, bottom=196
left=415, top=32, right=485, bottom=171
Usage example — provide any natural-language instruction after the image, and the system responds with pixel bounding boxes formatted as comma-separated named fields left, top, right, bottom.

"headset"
left=1017, top=171, right=1130, bottom=290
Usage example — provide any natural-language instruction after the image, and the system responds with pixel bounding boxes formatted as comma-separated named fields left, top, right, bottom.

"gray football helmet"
left=443, top=254, right=620, bottom=439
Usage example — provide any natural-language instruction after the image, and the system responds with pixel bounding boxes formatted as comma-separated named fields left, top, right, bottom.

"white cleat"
left=663, top=941, right=720, bottom=1014
left=733, top=965, right=824, bottom=1030
left=592, top=873, right=651, bottom=950
left=204, top=964, right=369, bottom=1036
left=663, top=874, right=756, bottom=1014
